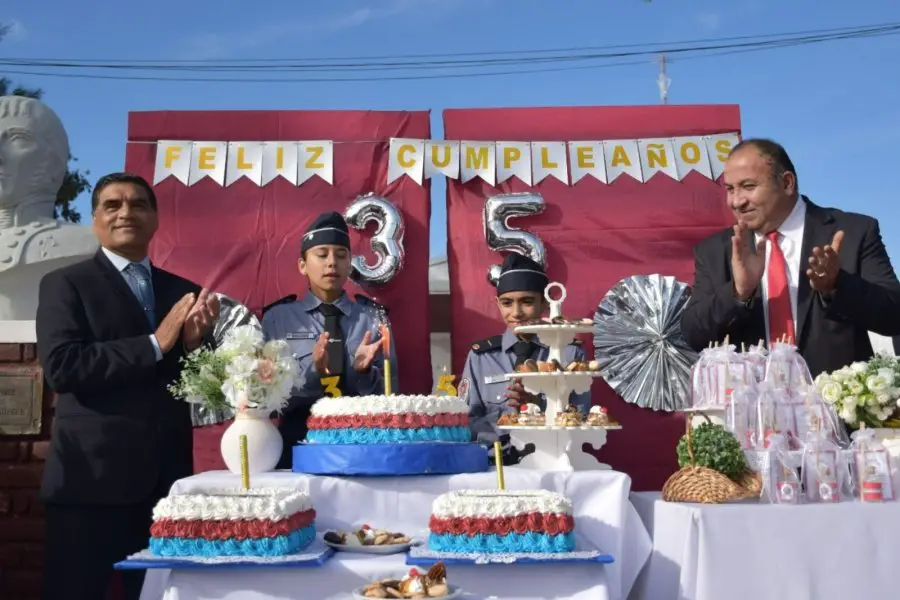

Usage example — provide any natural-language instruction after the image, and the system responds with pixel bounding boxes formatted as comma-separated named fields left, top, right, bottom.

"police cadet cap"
left=495, top=253, right=548, bottom=296
left=301, top=211, right=351, bottom=253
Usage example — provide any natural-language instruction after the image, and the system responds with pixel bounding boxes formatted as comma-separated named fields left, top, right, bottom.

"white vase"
left=220, top=411, right=283, bottom=474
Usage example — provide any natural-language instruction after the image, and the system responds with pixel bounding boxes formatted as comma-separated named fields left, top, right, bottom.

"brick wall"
left=0, top=343, right=52, bottom=600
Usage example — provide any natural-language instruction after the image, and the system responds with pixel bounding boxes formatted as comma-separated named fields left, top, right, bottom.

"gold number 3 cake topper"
left=321, top=376, right=342, bottom=398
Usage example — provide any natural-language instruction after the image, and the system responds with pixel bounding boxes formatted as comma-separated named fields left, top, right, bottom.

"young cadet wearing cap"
left=262, top=211, right=398, bottom=468
left=459, top=253, right=590, bottom=443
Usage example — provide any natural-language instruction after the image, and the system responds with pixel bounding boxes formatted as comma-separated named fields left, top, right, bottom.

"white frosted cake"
left=149, top=488, right=316, bottom=557
left=427, top=490, right=575, bottom=554
left=306, top=395, right=471, bottom=444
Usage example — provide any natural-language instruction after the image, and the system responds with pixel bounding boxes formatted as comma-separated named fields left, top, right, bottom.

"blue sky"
left=4, top=0, right=900, bottom=259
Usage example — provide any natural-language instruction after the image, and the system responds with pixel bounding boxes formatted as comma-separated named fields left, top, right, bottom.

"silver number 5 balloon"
left=483, top=192, right=547, bottom=285
left=344, top=194, right=405, bottom=285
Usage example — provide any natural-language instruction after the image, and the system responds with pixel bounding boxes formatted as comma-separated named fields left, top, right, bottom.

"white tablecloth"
left=629, top=491, right=900, bottom=600
left=139, top=468, right=651, bottom=600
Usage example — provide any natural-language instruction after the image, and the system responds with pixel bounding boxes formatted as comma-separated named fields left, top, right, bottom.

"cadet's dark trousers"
left=277, top=406, right=312, bottom=469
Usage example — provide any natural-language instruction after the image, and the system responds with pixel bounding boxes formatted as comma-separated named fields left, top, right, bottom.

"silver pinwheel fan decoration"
left=593, top=274, right=697, bottom=411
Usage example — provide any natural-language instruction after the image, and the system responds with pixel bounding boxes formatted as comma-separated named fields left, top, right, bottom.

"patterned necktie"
left=317, top=303, right=345, bottom=381
left=124, top=263, right=156, bottom=327
left=766, top=231, right=796, bottom=345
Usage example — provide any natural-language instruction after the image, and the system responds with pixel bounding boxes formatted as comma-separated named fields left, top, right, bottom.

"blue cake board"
left=406, top=545, right=614, bottom=566
left=292, top=442, right=489, bottom=476
left=114, top=542, right=334, bottom=570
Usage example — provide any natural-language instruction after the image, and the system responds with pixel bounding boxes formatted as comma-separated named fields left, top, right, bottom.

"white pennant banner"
left=388, top=138, right=425, bottom=184
left=496, top=141, right=532, bottom=185
left=150, top=132, right=739, bottom=187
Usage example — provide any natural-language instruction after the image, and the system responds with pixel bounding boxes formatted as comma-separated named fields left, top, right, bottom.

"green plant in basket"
left=676, top=422, right=747, bottom=481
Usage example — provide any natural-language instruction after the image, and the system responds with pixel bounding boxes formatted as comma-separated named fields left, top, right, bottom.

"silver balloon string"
left=482, top=192, right=547, bottom=285
left=189, top=293, right=263, bottom=426
left=344, top=193, right=405, bottom=285
left=594, top=274, right=697, bottom=411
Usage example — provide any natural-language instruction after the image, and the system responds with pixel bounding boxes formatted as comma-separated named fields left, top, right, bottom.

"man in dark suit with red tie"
left=35, top=173, right=220, bottom=600
left=681, top=138, right=900, bottom=377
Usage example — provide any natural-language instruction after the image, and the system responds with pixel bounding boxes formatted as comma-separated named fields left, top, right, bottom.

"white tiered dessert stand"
left=496, top=282, right=622, bottom=471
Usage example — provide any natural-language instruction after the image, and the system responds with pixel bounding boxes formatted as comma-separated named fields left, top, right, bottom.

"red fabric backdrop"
left=443, top=105, right=741, bottom=490
left=125, top=110, right=432, bottom=470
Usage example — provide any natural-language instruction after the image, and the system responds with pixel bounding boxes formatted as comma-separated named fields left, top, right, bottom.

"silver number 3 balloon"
left=344, top=194, right=405, bottom=285
left=483, top=192, right=547, bottom=285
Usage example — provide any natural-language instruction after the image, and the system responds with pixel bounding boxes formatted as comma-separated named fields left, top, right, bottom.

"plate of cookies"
left=324, top=525, right=414, bottom=554
left=354, top=564, right=461, bottom=599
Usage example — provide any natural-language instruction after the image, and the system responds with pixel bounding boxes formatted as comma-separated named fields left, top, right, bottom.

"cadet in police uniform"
left=262, top=211, right=398, bottom=468
left=459, top=253, right=590, bottom=443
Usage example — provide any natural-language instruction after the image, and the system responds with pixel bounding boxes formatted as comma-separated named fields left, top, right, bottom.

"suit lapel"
left=94, top=249, right=153, bottom=333
left=796, top=198, right=836, bottom=345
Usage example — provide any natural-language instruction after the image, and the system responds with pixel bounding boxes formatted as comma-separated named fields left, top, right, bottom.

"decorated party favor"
left=755, top=382, right=798, bottom=449
left=759, top=433, right=802, bottom=505
left=849, top=426, right=894, bottom=502
left=801, top=432, right=851, bottom=503
left=764, top=341, right=812, bottom=392
left=689, top=342, right=756, bottom=409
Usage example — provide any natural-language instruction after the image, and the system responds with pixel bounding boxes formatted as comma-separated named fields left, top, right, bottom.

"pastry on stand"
left=496, top=282, right=622, bottom=471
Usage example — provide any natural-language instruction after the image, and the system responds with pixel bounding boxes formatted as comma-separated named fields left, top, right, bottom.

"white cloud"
left=180, top=0, right=469, bottom=59
left=695, top=12, right=721, bottom=31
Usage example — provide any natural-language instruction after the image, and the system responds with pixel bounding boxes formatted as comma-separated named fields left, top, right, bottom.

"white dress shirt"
left=755, top=198, right=806, bottom=345
left=101, top=246, right=163, bottom=361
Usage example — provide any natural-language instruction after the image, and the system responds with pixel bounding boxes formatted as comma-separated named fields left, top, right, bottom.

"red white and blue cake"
left=148, top=488, right=316, bottom=558
left=428, top=490, right=576, bottom=554
left=306, top=395, right=470, bottom=444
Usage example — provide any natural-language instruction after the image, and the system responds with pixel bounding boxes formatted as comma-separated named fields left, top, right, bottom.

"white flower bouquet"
left=169, top=325, right=299, bottom=415
left=814, top=355, right=900, bottom=429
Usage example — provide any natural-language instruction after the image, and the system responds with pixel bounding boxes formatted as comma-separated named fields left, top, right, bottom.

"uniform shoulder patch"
left=355, top=294, right=389, bottom=315
left=262, top=294, right=297, bottom=315
left=471, top=335, right=504, bottom=354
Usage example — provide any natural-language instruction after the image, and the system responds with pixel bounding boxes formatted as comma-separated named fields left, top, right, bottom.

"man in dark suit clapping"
left=36, top=173, right=219, bottom=600
left=681, top=139, right=900, bottom=377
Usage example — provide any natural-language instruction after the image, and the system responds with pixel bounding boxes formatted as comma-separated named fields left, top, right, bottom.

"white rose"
left=876, top=392, right=892, bottom=406
left=814, top=373, right=833, bottom=388
left=848, top=379, right=865, bottom=395
left=877, top=368, right=896, bottom=386
left=850, top=362, right=869, bottom=374
left=820, top=381, right=844, bottom=404
left=865, top=375, right=890, bottom=393
left=839, top=405, right=858, bottom=425
left=832, top=369, right=852, bottom=383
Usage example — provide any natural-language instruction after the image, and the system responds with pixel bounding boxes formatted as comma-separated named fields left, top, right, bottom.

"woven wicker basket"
left=662, top=414, right=762, bottom=504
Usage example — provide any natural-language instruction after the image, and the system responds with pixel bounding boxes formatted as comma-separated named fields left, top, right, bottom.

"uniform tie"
left=766, top=231, right=796, bottom=345
left=317, top=303, right=346, bottom=390
left=511, top=339, right=538, bottom=367
left=124, top=263, right=156, bottom=327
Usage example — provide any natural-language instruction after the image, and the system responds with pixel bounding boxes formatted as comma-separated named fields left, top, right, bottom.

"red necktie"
left=766, top=231, right=796, bottom=345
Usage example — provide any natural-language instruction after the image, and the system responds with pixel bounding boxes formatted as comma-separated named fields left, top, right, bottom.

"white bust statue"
left=0, top=96, right=97, bottom=320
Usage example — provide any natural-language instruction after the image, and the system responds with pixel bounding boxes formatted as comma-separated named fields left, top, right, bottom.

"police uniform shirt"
left=459, top=328, right=589, bottom=441
left=262, top=291, right=398, bottom=410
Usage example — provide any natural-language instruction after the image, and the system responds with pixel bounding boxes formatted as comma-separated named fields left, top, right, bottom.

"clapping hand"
left=807, top=230, right=844, bottom=295
left=731, top=221, right=767, bottom=300
left=353, top=331, right=382, bottom=373
left=312, top=332, right=330, bottom=375
left=183, top=289, right=220, bottom=351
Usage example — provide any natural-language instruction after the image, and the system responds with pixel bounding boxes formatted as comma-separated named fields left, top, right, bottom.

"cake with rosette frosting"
left=148, top=488, right=316, bottom=557
left=428, top=490, right=575, bottom=554
left=306, top=395, right=470, bottom=444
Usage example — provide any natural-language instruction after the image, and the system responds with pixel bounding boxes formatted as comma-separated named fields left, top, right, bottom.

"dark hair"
left=90, top=172, right=158, bottom=213
left=730, top=138, right=799, bottom=195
